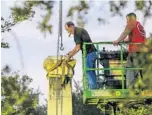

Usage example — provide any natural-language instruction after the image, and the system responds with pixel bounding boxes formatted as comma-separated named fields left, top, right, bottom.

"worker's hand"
left=113, top=40, right=119, bottom=46
left=64, top=56, right=70, bottom=62
left=63, top=56, right=69, bottom=65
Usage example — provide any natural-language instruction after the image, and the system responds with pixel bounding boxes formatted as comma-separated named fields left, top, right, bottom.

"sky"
left=1, top=0, right=152, bottom=105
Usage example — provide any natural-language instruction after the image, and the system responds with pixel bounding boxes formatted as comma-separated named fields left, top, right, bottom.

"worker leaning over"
left=64, top=21, right=97, bottom=89
left=113, top=13, right=146, bottom=88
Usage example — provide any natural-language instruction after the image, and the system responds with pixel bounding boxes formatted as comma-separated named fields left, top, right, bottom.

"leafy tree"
left=113, top=38, right=152, bottom=115
left=2, top=1, right=152, bottom=47
left=136, top=38, right=152, bottom=89
left=1, top=66, right=40, bottom=115
left=35, top=104, right=47, bottom=115
left=116, top=99, right=152, bottom=115
left=1, top=17, right=11, bottom=48
left=8, top=1, right=152, bottom=34
left=10, top=1, right=54, bottom=36
left=72, top=80, right=102, bottom=115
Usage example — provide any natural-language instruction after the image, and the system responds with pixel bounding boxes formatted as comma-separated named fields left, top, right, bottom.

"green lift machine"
left=82, top=42, right=152, bottom=115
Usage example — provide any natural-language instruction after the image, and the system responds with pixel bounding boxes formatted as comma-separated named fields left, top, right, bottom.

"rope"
left=10, top=30, right=25, bottom=74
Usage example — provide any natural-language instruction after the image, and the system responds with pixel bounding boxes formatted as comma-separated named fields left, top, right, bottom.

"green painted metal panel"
left=82, top=42, right=151, bottom=105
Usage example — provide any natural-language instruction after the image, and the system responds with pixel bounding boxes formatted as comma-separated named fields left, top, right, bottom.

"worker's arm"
left=118, top=29, right=131, bottom=41
left=113, top=22, right=135, bottom=45
left=67, top=44, right=81, bottom=60
left=113, top=28, right=131, bottom=45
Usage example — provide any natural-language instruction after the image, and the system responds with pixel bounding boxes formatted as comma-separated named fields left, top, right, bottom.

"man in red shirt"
left=113, top=13, right=146, bottom=88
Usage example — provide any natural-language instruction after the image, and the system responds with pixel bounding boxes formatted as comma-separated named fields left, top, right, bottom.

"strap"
left=48, top=60, right=62, bottom=72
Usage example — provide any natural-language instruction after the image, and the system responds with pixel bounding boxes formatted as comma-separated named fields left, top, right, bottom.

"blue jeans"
left=86, top=52, right=97, bottom=89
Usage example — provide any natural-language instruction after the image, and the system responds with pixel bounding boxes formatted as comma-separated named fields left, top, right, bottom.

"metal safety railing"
left=82, top=42, right=144, bottom=91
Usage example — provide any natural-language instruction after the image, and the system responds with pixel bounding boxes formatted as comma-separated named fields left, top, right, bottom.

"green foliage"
left=140, top=39, right=152, bottom=89
left=10, top=1, right=54, bottom=36
left=37, top=9, right=52, bottom=37
left=135, top=1, right=152, bottom=25
left=127, top=39, right=152, bottom=90
left=115, top=39, right=152, bottom=115
left=7, top=1, right=152, bottom=31
left=1, top=65, right=11, bottom=74
left=67, top=1, right=89, bottom=27
left=11, top=6, right=34, bottom=23
left=1, top=17, right=14, bottom=48
left=135, top=1, right=145, bottom=10
left=1, top=17, right=14, bottom=33
left=1, top=70, right=40, bottom=115
left=67, top=1, right=152, bottom=26
left=35, top=104, right=47, bottom=115
left=67, top=1, right=89, bottom=17
left=1, top=14, right=15, bottom=48
left=1, top=1, right=54, bottom=48
left=72, top=80, right=101, bottom=115
left=109, top=1, right=127, bottom=16
left=117, top=103, right=152, bottom=115
left=1, top=42, right=9, bottom=48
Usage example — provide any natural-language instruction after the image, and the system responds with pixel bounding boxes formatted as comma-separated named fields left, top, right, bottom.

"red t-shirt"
left=125, top=21, right=146, bottom=52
